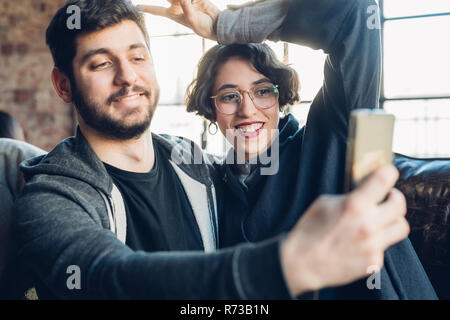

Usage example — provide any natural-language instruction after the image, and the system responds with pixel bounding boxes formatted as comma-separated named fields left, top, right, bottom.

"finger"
left=378, top=216, right=410, bottom=250
left=138, top=5, right=169, bottom=17
left=378, top=188, right=407, bottom=218
left=179, top=0, right=196, bottom=24
left=350, top=164, right=399, bottom=205
left=368, top=188, right=407, bottom=233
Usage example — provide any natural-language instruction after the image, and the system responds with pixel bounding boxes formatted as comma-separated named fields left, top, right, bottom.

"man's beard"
left=71, top=81, right=158, bottom=140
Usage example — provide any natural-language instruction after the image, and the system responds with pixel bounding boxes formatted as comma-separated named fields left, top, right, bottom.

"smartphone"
left=344, top=109, right=395, bottom=192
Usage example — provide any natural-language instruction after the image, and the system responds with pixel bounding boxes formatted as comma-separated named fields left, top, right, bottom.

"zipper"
left=209, top=185, right=219, bottom=249
left=108, top=194, right=117, bottom=235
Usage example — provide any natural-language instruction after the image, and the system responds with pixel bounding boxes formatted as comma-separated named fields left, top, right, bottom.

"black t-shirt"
left=104, top=141, right=203, bottom=252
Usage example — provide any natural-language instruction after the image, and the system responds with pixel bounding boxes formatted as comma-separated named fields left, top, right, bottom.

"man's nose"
left=237, top=91, right=258, bottom=117
left=114, top=60, right=138, bottom=87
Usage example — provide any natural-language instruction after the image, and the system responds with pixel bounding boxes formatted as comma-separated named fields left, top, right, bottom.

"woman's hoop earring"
left=208, top=122, right=218, bottom=135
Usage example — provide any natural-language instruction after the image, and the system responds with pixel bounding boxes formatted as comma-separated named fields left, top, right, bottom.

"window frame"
left=379, top=0, right=450, bottom=106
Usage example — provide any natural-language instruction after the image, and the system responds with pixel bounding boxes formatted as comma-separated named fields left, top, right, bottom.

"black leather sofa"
left=394, top=153, right=450, bottom=299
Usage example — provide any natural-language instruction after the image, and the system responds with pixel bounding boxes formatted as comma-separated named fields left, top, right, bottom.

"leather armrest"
left=394, top=153, right=450, bottom=299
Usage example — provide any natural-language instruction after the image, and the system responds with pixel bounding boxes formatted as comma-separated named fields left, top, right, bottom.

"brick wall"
left=0, top=0, right=75, bottom=151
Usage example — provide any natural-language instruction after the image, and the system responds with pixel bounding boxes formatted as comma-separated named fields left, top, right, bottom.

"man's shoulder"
left=19, top=171, right=104, bottom=202
left=18, top=133, right=112, bottom=195
left=19, top=136, right=76, bottom=170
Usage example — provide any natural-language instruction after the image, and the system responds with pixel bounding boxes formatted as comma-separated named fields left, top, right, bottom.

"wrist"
left=280, top=233, right=320, bottom=296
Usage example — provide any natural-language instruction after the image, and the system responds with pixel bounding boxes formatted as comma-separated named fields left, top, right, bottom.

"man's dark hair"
left=46, top=0, right=150, bottom=82
left=186, top=43, right=300, bottom=122
left=0, top=110, right=23, bottom=139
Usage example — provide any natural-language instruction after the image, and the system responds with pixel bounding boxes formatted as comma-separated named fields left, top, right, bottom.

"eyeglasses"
left=210, top=84, right=279, bottom=115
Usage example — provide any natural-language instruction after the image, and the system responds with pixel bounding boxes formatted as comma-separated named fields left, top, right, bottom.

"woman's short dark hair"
left=46, top=0, right=149, bottom=82
left=186, top=43, right=300, bottom=121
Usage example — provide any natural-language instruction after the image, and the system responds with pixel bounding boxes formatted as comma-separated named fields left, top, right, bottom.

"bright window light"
left=385, top=100, right=450, bottom=157
left=383, top=0, right=450, bottom=18
left=384, top=16, right=450, bottom=98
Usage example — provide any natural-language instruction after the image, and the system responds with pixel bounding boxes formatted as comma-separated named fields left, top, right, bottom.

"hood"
left=278, top=113, right=303, bottom=147
left=20, top=127, right=113, bottom=195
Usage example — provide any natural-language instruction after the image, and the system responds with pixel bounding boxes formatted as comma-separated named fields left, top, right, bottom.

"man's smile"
left=112, top=92, right=146, bottom=106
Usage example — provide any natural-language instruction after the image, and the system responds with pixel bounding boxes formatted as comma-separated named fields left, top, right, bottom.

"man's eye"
left=91, top=62, right=110, bottom=70
left=220, top=93, right=240, bottom=103
left=133, top=56, right=145, bottom=62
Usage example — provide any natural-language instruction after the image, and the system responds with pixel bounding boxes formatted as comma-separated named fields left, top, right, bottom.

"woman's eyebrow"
left=252, top=78, right=272, bottom=85
left=217, top=84, right=238, bottom=92
left=217, top=78, right=271, bottom=92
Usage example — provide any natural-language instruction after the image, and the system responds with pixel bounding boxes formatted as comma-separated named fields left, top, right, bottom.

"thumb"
left=350, top=164, right=398, bottom=205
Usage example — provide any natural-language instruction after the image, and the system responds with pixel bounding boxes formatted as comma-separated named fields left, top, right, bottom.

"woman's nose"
left=237, top=91, right=258, bottom=117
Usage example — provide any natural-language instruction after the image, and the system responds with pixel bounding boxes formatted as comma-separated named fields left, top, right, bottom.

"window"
left=383, top=17, right=450, bottom=98
left=383, top=0, right=450, bottom=18
left=381, top=0, right=450, bottom=157
left=135, top=0, right=450, bottom=157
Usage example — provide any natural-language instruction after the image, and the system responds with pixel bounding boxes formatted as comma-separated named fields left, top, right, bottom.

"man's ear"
left=51, top=67, right=73, bottom=103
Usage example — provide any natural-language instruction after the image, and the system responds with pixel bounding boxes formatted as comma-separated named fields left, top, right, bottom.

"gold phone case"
left=344, top=109, right=395, bottom=192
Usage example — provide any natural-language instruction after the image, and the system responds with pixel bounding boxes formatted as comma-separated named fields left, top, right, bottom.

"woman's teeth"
left=236, top=123, right=264, bottom=133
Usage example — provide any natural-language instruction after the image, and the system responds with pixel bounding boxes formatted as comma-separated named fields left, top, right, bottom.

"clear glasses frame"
left=210, top=84, right=279, bottom=115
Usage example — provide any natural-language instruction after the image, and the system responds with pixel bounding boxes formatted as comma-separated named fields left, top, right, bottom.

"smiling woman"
left=211, top=58, right=281, bottom=160
left=185, top=43, right=299, bottom=160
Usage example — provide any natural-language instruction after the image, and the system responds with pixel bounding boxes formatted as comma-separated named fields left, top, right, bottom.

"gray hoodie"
left=14, top=128, right=291, bottom=299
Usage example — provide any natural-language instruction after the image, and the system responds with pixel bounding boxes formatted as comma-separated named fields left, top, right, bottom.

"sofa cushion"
left=394, top=153, right=450, bottom=299
left=0, top=138, right=45, bottom=298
